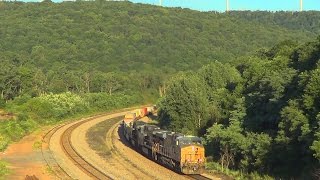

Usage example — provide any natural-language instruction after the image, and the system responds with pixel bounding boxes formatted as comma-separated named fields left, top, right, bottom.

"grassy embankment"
left=0, top=92, right=153, bottom=177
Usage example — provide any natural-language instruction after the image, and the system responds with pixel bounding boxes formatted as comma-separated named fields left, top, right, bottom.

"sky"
left=17, top=0, right=320, bottom=12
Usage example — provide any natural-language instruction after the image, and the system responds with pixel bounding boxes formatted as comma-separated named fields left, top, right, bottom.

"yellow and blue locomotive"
left=123, top=112, right=205, bottom=174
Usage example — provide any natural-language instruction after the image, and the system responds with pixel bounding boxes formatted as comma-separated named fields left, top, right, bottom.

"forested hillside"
left=1, top=1, right=320, bottom=178
left=158, top=37, right=320, bottom=179
left=0, top=1, right=319, bottom=101
left=229, top=11, right=320, bottom=34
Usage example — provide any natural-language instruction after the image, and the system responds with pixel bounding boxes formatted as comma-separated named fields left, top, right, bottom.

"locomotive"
left=122, top=110, right=205, bottom=174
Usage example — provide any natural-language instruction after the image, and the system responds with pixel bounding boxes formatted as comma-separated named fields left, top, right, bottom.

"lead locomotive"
left=122, top=112, right=205, bottom=174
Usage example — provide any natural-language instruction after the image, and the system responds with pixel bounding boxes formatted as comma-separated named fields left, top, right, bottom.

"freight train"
left=122, top=108, right=205, bottom=174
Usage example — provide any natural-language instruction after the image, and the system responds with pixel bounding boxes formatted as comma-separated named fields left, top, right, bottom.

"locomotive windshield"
left=177, top=136, right=202, bottom=145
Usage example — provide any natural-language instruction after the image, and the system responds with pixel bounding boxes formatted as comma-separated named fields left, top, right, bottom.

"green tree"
left=158, top=72, right=209, bottom=135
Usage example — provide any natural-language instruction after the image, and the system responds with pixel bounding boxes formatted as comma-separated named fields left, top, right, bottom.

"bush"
left=11, top=95, right=32, bottom=106
left=0, top=135, right=10, bottom=152
left=0, top=160, right=9, bottom=177
left=0, top=91, right=145, bottom=154
left=0, top=118, right=38, bottom=147
left=26, top=92, right=89, bottom=120
left=83, top=93, right=141, bottom=111
left=2, top=120, right=26, bottom=141
left=0, top=98, right=5, bottom=108
left=206, top=162, right=274, bottom=180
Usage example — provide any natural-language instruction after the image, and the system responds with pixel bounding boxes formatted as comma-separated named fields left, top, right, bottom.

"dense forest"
left=229, top=11, right=320, bottom=34
left=0, top=1, right=320, bottom=179
left=158, top=37, right=320, bottom=179
left=0, top=1, right=319, bottom=101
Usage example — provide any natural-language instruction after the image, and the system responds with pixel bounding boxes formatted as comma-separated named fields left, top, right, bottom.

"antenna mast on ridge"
left=300, top=0, right=303, bottom=11
left=226, top=0, right=230, bottom=12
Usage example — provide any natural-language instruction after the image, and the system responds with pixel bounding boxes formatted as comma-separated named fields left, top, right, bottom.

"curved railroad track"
left=60, top=115, right=113, bottom=179
left=41, top=124, right=71, bottom=179
left=41, top=107, right=142, bottom=179
left=108, top=120, right=158, bottom=179
left=43, top=108, right=217, bottom=180
left=108, top=120, right=214, bottom=180
left=187, top=174, right=213, bottom=180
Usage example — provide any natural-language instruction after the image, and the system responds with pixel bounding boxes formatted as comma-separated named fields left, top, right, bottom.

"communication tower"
left=226, top=0, right=230, bottom=12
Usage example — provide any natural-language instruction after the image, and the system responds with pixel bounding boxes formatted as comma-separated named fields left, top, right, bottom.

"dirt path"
left=0, top=128, right=56, bottom=180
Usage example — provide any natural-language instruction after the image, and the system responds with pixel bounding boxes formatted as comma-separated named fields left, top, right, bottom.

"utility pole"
left=300, top=0, right=303, bottom=11
left=226, top=0, right=230, bottom=12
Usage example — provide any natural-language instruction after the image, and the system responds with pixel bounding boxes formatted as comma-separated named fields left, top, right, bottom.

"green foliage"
left=303, top=68, right=320, bottom=113
left=160, top=37, right=320, bottom=178
left=229, top=11, right=320, bottom=34
left=26, top=92, right=89, bottom=120
left=158, top=73, right=209, bottom=135
left=206, top=162, right=274, bottom=180
left=0, top=91, right=144, bottom=153
left=198, top=62, right=242, bottom=93
left=2, top=120, right=26, bottom=141
left=32, top=141, right=42, bottom=150
left=0, top=98, right=5, bottom=108
left=0, top=135, right=10, bottom=152
left=0, top=112, right=38, bottom=151
left=311, top=113, right=320, bottom=161
left=0, top=2, right=320, bottom=178
left=0, top=2, right=318, bottom=101
left=83, top=92, right=141, bottom=111
left=276, top=101, right=310, bottom=143
left=291, top=39, right=320, bottom=72
left=0, top=160, right=9, bottom=178
left=198, top=62, right=243, bottom=127
left=242, top=56, right=297, bottom=132
left=205, top=120, right=272, bottom=173
left=311, top=131, right=320, bottom=161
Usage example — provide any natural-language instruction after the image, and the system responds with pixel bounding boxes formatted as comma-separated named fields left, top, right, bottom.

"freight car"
left=122, top=111, right=205, bottom=174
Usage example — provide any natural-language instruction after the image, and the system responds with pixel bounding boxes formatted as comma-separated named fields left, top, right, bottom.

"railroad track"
left=43, top=106, right=212, bottom=180
left=41, top=124, right=71, bottom=179
left=42, top=106, right=147, bottom=179
left=187, top=174, right=213, bottom=180
left=60, top=116, right=113, bottom=179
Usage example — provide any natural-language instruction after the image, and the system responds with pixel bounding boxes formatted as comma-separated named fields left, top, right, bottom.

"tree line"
left=158, top=37, right=320, bottom=179
left=1, top=1, right=319, bottom=102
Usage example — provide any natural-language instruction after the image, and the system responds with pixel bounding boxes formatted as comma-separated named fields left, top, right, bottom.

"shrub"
left=0, top=98, right=5, bottom=108
left=0, top=160, right=9, bottom=177
left=206, top=162, right=274, bottom=180
left=26, top=92, right=89, bottom=120
left=11, top=95, right=32, bottom=106
left=2, top=120, right=26, bottom=141
left=83, top=93, right=140, bottom=111
left=0, top=135, right=10, bottom=152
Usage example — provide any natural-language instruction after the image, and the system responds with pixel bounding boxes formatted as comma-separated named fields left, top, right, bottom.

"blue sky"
left=20, top=0, right=320, bottom=12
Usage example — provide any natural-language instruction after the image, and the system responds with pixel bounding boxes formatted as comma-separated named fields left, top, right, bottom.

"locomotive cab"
left=177, top=136, right=205, bottom=174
